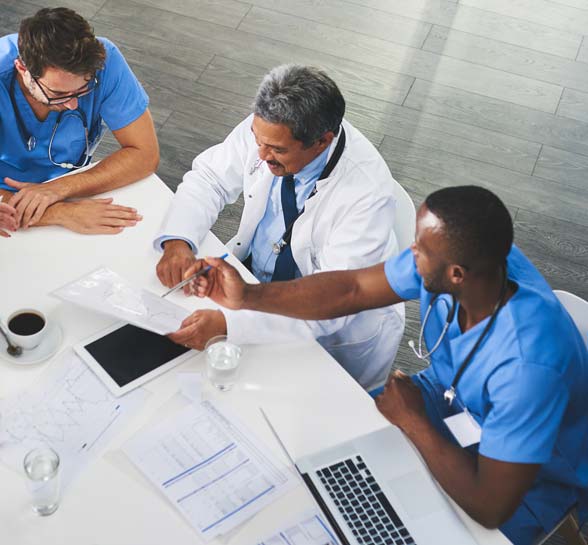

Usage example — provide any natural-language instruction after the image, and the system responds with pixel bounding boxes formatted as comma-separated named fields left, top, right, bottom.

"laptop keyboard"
left=316, top=455, right=415, bottom=545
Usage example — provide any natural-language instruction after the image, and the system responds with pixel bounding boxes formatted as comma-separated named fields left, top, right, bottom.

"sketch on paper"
left=52, top=267, right=190, bottom=335
left=0, top=350, right=146, bottom=487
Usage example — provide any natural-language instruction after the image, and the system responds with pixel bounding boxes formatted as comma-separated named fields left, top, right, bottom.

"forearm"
left=44, top=145, right=158, bottom=200
left=404, top=419, right=504, bottom=528
left=241, top=270, right=364, bottom=320
left=32, top=201, right=68, bottom=227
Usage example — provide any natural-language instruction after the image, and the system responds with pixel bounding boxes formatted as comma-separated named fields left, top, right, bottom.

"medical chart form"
left=123, top=400, right=296, bottom=541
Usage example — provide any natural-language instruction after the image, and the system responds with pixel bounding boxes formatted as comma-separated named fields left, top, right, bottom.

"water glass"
left=205, top=335, right=241, bottom=391
left=23, top=447, right=60, bottom=516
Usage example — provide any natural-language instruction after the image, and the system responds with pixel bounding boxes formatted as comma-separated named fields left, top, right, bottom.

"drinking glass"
left=205, top=335, right=241, bottom=391
left=23, top=447, right=60, bottom=516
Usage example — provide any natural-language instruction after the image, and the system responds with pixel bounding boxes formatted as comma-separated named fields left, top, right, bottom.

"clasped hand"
left=5, top=177, right=65, bottom=228
left=0, top=201, right=17, bottom=237
left=375, top=370, right=428, bottom=433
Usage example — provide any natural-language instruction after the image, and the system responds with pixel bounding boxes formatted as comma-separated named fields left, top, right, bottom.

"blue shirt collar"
left=292, top=144, right=330, bottom=185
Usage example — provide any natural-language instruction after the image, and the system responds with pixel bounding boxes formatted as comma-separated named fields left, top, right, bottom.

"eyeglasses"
left=31, top=74, right=98, bottom=105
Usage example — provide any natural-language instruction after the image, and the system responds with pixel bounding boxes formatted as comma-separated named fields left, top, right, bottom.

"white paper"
left=444, top=409, right=482, bottom=447
left=178, top=372, right=203, bottom=403
left=52, top=267, right=190, bottom=335
left=0, top=349, right=147, bottom=488
left=123, top=400, right=296, bottom=542
left=252, top=510, right=340, bottom=545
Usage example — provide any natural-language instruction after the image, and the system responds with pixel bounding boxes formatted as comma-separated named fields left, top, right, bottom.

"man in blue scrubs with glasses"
left=187, top=186, right=588, bottom=545
left=0, top=7, right=158, bottom=235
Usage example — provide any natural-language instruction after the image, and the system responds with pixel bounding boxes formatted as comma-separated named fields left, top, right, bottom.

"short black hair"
left=425, top=186, right=513, bottom=270
left=18, top=7, right=105, bottom=77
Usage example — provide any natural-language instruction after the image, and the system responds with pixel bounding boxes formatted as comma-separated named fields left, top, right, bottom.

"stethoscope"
left=409, top=267, right=509, bottom=405
left=9, top=70, right=97, bottom=169
left=271, top=127, right=346, bottom=256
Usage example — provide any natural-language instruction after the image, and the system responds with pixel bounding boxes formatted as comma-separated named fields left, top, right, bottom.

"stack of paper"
left=123, top=400, right=296, bottom=541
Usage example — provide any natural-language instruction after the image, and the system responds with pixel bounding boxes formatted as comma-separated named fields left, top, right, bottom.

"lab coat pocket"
left=319, top=320, right=384, bottom=383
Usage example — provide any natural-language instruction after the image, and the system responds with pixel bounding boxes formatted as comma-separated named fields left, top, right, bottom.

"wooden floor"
left=4, top=0, right=588, bottom=380
left=3, top=1, right=588, bottom=542
left=3, top=1, right=587, bottom=354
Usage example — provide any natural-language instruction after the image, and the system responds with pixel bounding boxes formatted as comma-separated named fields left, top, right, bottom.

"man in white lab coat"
left=154, top=64, right=405, bottom=391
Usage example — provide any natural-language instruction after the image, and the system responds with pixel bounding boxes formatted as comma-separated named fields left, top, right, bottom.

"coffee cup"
left=6, top=308, right=48, bottom=351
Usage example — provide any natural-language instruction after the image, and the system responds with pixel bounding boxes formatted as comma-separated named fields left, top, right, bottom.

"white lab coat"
left=156, top=115, right=405, bottom=390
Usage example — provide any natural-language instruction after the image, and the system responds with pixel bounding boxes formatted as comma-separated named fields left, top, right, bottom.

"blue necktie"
left=272, top=175, right=299, bottom=281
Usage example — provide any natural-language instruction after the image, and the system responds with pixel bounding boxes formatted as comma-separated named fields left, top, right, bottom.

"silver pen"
left=160, top=252, right=229, bottom=298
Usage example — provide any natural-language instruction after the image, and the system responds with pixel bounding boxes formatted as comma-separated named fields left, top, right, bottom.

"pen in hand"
left=160, top=252, right=229, bottom=298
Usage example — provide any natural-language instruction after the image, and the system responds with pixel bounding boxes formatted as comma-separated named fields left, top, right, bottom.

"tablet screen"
left=84, top=324, right=190, bottom=387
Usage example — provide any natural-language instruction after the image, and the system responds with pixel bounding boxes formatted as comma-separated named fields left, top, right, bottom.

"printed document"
left=123, top=400, right=296, bottom=541
left=52, top=266, right=190, bottom=334
left=0, top=349, right=147, bottom=487
left=252, top=510, right=340, bottom=545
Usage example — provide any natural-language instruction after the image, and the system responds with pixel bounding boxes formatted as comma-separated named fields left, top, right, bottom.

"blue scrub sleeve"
left=97, top=39, right=149, bottom=131
left=480, top=362, right=569, bottom=464
left=384, top=247, right=421, bottom=300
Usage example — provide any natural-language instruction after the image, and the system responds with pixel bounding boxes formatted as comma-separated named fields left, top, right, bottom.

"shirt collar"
left=292, top=144, right=330, bottom=185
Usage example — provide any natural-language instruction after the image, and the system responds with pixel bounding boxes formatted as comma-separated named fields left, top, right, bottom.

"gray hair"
left=253, top=64, right=345, bottom=148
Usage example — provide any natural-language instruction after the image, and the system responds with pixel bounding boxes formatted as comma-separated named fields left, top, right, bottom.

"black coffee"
left=8, top=312, right=45, bottom=336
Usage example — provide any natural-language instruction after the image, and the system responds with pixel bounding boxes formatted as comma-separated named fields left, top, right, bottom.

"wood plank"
left=91, top=22, right=214, bottom=82
left=514, top=209, right=588, bottom=268
left=404, top=79, right=588, bottom=158
left=200, top=56, right=541, bottom=174
left=244, top=0, right=432, bottom=48
left=199, top=52, right=415, bottom=108
left=378, top=135, right=588, bottom=226
left=458, top=0, right=588, bottom=35
left=557, top=88, right=588, bottom=123
left=98, top=0, right=249, bottom=29
left=422, top=26, right=588, bottom=93
left=515, top=214, right=588, bottom=299
left=578, top=38, right=588, bottom=63
left=238, top=6, right=563, bottom=113
left=92, top=0, right=416, bottom=107
left=548, top=0, right=588, bottom=10
left=156, top=110, right=236, bottom=156
left=337, top=0, right=582, bottom=58
left=534, top=145, right=588, bottom=191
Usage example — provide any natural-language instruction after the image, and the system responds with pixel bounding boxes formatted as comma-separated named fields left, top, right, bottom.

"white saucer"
left=0, top=323, right=62, bottom=365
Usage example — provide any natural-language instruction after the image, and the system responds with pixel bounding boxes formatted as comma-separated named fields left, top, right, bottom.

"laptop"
left=262, top=411, right=477, bottom=545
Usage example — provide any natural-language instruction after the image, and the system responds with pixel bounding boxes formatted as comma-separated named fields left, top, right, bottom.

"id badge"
left=444, top=408, right=481, bottom=447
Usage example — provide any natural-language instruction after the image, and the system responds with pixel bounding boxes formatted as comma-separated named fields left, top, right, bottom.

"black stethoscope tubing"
left=272, top=126, right=346, bottom=255
left=9, top=69, right=91, bottom=168
left=413, top=267, right=509, bottom=405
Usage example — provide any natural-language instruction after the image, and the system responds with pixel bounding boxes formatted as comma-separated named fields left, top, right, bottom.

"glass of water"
left=23, top=447, right=60, bottom=516
left=205, top=335, right=241, bottom=391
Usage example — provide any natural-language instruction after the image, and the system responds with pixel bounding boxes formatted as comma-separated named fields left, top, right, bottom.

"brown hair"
left=18, top=7, right=105, bottom=77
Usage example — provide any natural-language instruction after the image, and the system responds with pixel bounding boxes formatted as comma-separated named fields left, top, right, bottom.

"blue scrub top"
left=0, top=34, right=148, bottom=190
left=384, top=245, right=588, bottom=540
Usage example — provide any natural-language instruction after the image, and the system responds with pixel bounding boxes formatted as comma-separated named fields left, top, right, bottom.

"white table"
left=0, top=174, right=510, bottom=545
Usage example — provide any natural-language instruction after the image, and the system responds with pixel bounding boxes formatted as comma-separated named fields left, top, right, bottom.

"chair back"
left=554, top=290, right=588, bottom=347
left=391, top=179, right=416, bottom=252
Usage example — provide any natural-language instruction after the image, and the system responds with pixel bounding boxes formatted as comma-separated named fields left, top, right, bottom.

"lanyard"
left=273, top=127, right=346, bottom=254
left=444, top=268, right=509, bottom=405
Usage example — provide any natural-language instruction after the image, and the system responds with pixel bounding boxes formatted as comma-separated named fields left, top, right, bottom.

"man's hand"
left=156, top=240, right=196, bottom=292
left=5, top=177, right=67, bottom=228
left=375, top=370, right=428, bottom=433
left=168, top=309, right=227, bottom=350
left=0, top=201, right=17, bottom=237
left=44, top=198, right=142, bottom=234
left=189, top=257, right=248, bottom=310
